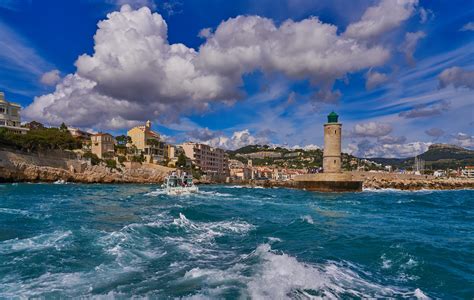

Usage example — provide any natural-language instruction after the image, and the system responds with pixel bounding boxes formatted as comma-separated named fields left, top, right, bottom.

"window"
left=0, top=119, right=5, bottom=125
left=0, top=106, right=5, bottom=113
left=334, top=160, right=336, bottom=164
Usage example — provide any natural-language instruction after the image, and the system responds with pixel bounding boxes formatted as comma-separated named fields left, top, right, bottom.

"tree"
left=59, top=123, right=68, bottom=132
left=83, top=152, right=101, bottom=165
left=147, top=138, right=160, bottom=147
left=176, top=153, right=187, bottom=169
left=116, top=135, right=131, bottom=147
left=0, top=127, right=81, bottom=152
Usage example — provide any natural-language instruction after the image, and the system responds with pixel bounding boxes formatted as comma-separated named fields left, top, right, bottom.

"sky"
left=0, top=0, right=473, bottom=158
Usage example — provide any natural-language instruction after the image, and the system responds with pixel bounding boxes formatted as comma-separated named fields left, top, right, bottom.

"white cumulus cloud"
left=344, top=0, right=418, bottom=41
left=207, top=129, right=270, bottom=150
left=25, top=5, right=390, bottom=129
left=348, top=139, right=430, bottom=158
left=352, top=122, right=393, bottom=137
left=40, top=69, right=61, bottom=86
left=365, top=70, right=389, bottom=90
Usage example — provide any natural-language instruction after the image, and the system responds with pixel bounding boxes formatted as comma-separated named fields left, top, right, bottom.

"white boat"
left=162, top=172, right=199, bottom=195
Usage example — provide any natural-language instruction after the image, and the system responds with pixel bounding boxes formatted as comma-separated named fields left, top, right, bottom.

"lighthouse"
left=323, top=112, right=342, bottom=173
left=293, top=111, right=362, bottom=192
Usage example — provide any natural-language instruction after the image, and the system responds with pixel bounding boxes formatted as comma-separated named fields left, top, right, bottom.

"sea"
left=0, top=183, right=473, bottom=299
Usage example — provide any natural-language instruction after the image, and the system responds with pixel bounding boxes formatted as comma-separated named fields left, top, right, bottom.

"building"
left=127, top=120, right=166, bottom=163
left=25, top=121, right=45, bottom=130
left=461, top=166, right=474, bottom=178
left=0, top=92, right=29, bottom=134
left=68, top=126, right=93, bottom=141
left=323, top=111, right=341, bottom=173
left=229, top=159, right=252, bottom=181
left=182, top=142, right=229, bottom=179
left=91, top=133, right=115, bottom=159
left=238, top=151, right=282, bottom=159
left=293, top=112, right=362, bottom=192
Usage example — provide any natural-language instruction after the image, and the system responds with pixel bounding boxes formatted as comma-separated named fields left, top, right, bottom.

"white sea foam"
left=246, top=244, right=429, bottom=299
left=0, top=207, right=29, bottom=216
left=197, top=190, right=233, bottom=197
left=173, top=213, right=254, bottom=235
left=0, top=230, right=72, bottom=254
left=177, top=243, right=428, bottom=299
left=0, top=271, right=90, bottom=298
left=381, top=254, right=392, bottom=269
left=164, top=213, right=255, bottom=259
left=301, top=215, right=314, bottom=224
left=223, top=185, right=244, bottom=189
left=267, top=237, right=282, bottom=243
left=403, top=257, right=419, bottom=269
left=144, top=189, right=168, bottom=196
left=414, top=288, right=430, bottom=299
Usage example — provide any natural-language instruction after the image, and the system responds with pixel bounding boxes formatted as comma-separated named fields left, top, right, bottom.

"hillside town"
left=1, top=91, right=474, bottom=185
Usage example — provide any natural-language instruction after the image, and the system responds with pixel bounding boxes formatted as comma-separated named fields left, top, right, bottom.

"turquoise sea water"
left=0, top=183, right=473, bottom=299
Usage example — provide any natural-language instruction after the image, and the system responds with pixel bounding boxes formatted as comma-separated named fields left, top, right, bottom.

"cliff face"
left=0, top=149, right=172, bottom=183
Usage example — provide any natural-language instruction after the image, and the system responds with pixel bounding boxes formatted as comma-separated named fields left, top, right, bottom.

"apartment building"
left=182, top=142, right=229, bottom=179
left=127, top=120, right=166, bottom=163
left=0, top=92, right=29, bottom=134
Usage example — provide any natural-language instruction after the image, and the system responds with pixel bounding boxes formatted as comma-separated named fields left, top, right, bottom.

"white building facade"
left=0, top=92, right=28, bottom=134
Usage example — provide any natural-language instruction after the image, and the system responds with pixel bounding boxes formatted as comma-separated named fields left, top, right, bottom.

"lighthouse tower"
left=323, top=112, right=342, bottom=173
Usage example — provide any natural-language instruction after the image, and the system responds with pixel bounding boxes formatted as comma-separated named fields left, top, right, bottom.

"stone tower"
left=323, top=112, right=342, bottom=173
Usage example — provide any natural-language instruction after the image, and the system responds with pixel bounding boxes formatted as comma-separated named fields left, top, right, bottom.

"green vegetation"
left=176, top=152, right=187, bottom=169
left=115, top=135, right=132, bottom=155
left=117, top=155, right=127, bottom=164
left=370, top=144, right=474, bottom=170
left=83, top=152, right=101, bottom=166
left=105, top=159, right=117, bottom=169
left=59, top=122, right=68, bottom=132
left=131, top=154, right=145, bottom=163
left=229, top=143, right=473, bottom=171
left=228, top=145, right=359, bottom=170
left=0, top=127, right=81, bottom=152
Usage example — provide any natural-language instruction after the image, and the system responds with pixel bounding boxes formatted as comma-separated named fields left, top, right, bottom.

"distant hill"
left=227, top=145, right=357, bottom=170
left=228, top=143, right=474, bottom=171
left=369, top=144, right=474, bottom=170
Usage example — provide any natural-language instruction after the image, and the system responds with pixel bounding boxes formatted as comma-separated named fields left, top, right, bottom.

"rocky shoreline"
left=1, top=149, right=473, bottom=190
left=0, top=149, right=171, bottom=184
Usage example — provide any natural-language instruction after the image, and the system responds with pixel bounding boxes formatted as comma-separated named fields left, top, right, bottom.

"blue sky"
left=0, top=0, right=473, bottom=157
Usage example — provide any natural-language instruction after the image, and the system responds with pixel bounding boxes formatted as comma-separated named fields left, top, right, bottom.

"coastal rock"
left=0, top=149, right=172, bottom=183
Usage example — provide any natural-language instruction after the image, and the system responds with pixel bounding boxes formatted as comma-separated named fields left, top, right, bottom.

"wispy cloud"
left=460, top=21, right=474, bottom=31
left=0, top=20, right=54, bottom=96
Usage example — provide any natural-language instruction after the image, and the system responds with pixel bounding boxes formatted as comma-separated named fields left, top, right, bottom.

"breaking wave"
left=179, top=244, right=430, bottom=299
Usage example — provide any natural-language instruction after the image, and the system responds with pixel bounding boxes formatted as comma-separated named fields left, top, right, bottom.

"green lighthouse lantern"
left=327, top=111, right=339, bottom=123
